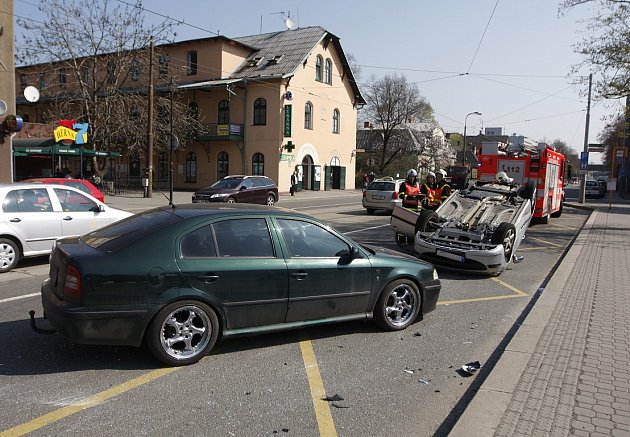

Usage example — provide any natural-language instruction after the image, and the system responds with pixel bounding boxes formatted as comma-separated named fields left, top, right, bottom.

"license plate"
left=372, top=195, right=384, bottom=200
left=436, top=249, right=465, bottom=263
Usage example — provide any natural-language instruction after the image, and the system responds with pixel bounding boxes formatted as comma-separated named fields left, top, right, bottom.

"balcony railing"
left=196, top=123, right=244, bottom=141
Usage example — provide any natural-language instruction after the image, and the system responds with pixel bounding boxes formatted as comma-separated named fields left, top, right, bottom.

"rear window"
left=368, top=182, right=395, bottom=191
left=82, top=209, right=181, bottom=251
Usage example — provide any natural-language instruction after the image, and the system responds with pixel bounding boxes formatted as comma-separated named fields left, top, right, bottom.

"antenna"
left=24, top=86, right=40, bottom=103
left=270, top=11, right=295, bottom=30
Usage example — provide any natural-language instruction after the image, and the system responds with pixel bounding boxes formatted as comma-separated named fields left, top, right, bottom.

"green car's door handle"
left=290, top=272, right=308, bottom=280
left=198, top=274, right=219, bottom=283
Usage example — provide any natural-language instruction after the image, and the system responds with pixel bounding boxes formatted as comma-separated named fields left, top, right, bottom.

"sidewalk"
left=450, top=193, right=630, bottom=436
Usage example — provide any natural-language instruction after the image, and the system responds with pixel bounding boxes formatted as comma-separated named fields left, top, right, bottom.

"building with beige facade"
left=14, top=26, right=364, bottom=193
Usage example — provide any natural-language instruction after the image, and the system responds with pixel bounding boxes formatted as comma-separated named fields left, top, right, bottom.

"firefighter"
left=399, top=169, right=421, bottom=211
left=434, top=169, right=451, bottom=206
left=420, top=171, right=437, bottom=210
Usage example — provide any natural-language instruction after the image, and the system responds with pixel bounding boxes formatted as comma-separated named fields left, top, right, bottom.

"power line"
left=466, top=0, right=500, bottom=73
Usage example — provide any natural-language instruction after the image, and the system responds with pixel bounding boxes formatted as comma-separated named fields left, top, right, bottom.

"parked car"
left=35, top=204, right=441, bottom=366
left=391, top=180, right=534, bottom=276
left=362, top=177, right=404, bottom=214
left=25, top=178, right=105, bottom=203
left=192, top=175, right=278, bottom=206
left=0, top=183, right=132, bottom=273
left=445, top=165, right=471, bottom=189
left=585, top=180, right=605, bottom=198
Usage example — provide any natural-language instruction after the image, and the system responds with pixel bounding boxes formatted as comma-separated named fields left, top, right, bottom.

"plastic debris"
left=322, top=394, right=344, bottom=402
left=418, top=378, right=430, bottom=384
left=404, top=368, right=414, bottom=374
left=331, top=403, right=350, bottom=409
left=460, top=361, right=481, bottom=376
left=413, top=331, right=422, bottom=337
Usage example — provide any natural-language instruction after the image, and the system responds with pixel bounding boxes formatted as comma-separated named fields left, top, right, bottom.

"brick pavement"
left=451, top=203, right=630, bottom=436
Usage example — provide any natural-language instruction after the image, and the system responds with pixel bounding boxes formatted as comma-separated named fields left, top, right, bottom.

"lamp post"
left=462, top=111, right=482, bottom=165
left=168, top=78, right=177, bottom=205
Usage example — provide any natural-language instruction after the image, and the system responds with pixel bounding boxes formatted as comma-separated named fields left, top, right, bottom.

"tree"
left=550, top=139, right=580, bottom=176
left=559, top=0, right=630, bottom=99
left=16, top=0, right=204, bottom=176
left=362, top=73, right=434, bottom=174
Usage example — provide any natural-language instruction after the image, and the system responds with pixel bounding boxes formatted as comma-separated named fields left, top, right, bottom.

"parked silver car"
left=391, top=181, right=534, bottom=275
left=0, top=183, right=132, bottom=272
left=362, top=177, right=405, bottom=214
left=585, top=180, right=605, bottom=198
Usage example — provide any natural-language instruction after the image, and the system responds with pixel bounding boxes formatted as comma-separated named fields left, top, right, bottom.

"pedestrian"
left=65, top=170, right=73, bottom=179
left=290, top=171, right=297, bottom=196
left=368, top=172, right=375, bottom=183
left=399, top=169, right=421, bottom=211
left=362, top=173, right=369, bottom=189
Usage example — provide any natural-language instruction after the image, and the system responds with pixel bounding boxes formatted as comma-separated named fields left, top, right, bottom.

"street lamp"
left=168, top=78, right=177, bottom=205
left=462, top=111, right=482, bottom=165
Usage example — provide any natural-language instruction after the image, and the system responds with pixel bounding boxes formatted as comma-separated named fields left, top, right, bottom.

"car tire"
left=226, top=197, right=237, bottom=204
left=0, top=238, right=20, bottom=273
left=366, top=208, right=375, bottom=215
left=374, top=279, right=421, bottom=331
left=146, top=300, right=219, bottom=366
left=266, top=194, right=275, bottom=206
left=550, top=200, right=563, bottom=218
left=491, top=222, right=517, bottom=262
left=414, top=210, right=439, bottom=234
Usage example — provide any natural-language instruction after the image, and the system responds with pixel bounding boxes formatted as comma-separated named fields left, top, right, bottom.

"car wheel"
left=0, top=238, right=20, bottom=273
left=146, top=300, right=219, bottom=366
left=415, top=210, right=439, bottom=234
left=550, top=200, right=563, bottom=218
left=491, top=223, right=517, bottom=261
left=366, top=208, right=375, bottom=215
left=266, top=194, right=275, bottom=206
left=226, top=197, right=237, bottom=204
left=374, top=279, right=421, bottom=331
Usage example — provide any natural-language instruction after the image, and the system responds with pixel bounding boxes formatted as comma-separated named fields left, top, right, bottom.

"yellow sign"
left=53, top=126, right=88, bottom=144
left=217, top=124, right=229, bottom=136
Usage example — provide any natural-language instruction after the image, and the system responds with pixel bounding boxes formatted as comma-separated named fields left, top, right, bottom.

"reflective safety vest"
left=401, top=182, right=420, bottom=209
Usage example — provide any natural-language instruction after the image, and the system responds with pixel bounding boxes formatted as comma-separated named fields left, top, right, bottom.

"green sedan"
left=38, top=204, right=441, bottom=366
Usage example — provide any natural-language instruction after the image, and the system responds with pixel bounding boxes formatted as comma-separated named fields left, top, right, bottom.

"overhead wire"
left=466, top=0, right=500, bottom=73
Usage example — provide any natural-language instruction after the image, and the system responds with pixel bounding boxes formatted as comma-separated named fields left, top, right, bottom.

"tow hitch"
left=29, top=310, right=56, bottom=334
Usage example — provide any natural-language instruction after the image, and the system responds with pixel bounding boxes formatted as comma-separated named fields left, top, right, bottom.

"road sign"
left=588, top=147, right=604, bottom=153
left=580, top=151, right=589, bottom=171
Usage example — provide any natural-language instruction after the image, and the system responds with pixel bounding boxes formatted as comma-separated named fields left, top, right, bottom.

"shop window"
left=252, top=152, right=264, bottom=175
left=253, top=98, right=266, bottom=125
left=186, top=152, right=197, bottom=183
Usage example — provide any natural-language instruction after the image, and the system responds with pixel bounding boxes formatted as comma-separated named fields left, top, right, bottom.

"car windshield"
left=82, top=209, right=182, bottom=251
left=210, top=179, right=242, bottom=189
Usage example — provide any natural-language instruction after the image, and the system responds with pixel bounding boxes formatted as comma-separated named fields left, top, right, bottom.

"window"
left=3, top=189, right=52, bottom=213
left=131, top=59, right=140, bottom=81
left=217, top=152, right=229, bottom=180
left=20, top=74, right=27, bottom=89
left=213, top=219, right=274, bottom=257
left=325, top=59, right=332, bottom=84
left=332, top=109, right=340, bottom=134
left=304, top=102, right=313, bottom=129
left=315, top=55, right=323, bottom=82
left=158, top=55, right=169, bottom=78
left=106, top=60, right=116, bottom=84
left=58, top=68, right=67, bottom=88
left=277, top=219, right=349, bottom=258
left=81, top=66, right=89, bottom=83
left=187, top=50, right=198, bottom=76
left=218, top=100, right=229, bottom=124
left=38, top=73, right=46, bottom=90
left=129, top=155, right=141, bottom=177
left=54, top=188, right=98, bottom=212
left=157, top=152, right=168, bottom=180
left=186, top=152, right=197, bottom=183
left=180, top=225, right=217, bottom=258
left=253, top=98, right=266, bottom=125
left=252, top=153, right=264, bottom=175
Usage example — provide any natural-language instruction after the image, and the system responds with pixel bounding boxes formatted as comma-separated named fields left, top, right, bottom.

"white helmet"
left=496, top=171, right=513, bottom=184
left=427, top=171, right=436, bottom=178
left=407, top=169, right=417, bottom=177
left=437, top=169, right=447, bottom=177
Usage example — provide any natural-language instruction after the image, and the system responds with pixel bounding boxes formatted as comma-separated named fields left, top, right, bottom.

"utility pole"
left=579, top=73, right=592, bottom=204
left=146, top=37, right=155, bottom=198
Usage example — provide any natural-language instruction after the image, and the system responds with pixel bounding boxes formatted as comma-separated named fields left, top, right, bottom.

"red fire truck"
left=473, top=142, right=567, bottom=223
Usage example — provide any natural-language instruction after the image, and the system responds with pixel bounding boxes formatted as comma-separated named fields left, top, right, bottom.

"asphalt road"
left=0, top=192, right=589, bottom=436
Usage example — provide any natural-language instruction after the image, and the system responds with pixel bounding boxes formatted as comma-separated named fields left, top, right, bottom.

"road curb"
left=448, top=209, right=599, bottom=436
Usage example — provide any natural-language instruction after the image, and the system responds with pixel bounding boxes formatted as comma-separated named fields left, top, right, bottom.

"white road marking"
left=0, top=293, right=40, bottom=303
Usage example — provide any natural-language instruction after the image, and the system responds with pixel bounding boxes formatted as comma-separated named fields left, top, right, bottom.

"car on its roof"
left=25, top=178, right=105, bottom=203
left=391, top=180, right=534, bottom=276
left=0, top=183, right=132, bottom=273
left=36, top=203, right=441, bottom=366
left=362, top=177, right=405, bottom=214
left=192, top=175, right=278, bottom=206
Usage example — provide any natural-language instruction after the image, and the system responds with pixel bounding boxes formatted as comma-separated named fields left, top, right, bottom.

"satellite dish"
left=0, top=100, right=7, bottom=116
left=24, top=86, right=40, bottom=103
left=285, top=17, right=295, bottom=30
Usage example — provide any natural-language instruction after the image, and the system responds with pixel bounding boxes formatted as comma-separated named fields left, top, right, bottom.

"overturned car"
left=390, top=180, right=535, bottom=275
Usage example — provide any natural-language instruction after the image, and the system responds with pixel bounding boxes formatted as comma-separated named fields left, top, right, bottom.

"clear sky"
left=13, top=0, right=623, bottom=163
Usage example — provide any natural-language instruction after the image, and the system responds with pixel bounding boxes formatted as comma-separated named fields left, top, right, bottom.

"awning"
left=13, top=138, right=121, bottom=158
left=178, top=78, right=243, bottom=91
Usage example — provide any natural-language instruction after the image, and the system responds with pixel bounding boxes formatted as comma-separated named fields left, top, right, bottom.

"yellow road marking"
left=527, top=236, right=563, bottom=247
left=0, top=368, right=177, bottom=437
left=438, top=277, right=527, bottom=305
left=299, top=331, right=338, bottom=437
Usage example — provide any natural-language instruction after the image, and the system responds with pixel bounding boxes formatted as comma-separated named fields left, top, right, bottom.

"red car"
left=24, top=178, right=105, bottom=203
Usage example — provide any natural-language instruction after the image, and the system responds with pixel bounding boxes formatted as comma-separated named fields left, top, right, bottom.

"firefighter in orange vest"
left=433, top=169, right=451, bottom=206
left=399, top=169, right=421, bottom=211
left=420, top=171, right=438, bottom=210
